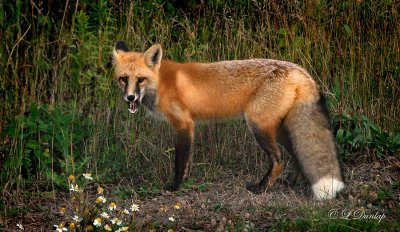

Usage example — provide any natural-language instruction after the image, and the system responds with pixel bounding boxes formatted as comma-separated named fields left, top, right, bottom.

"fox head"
left=113, top=41, right=162, bottom=114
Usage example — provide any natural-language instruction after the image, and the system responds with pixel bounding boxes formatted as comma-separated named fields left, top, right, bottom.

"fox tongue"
left=128, top=101, right=138, bottom=114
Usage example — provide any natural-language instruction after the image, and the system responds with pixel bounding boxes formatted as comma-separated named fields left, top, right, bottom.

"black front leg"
left=170, top=129, right=193, bottom=191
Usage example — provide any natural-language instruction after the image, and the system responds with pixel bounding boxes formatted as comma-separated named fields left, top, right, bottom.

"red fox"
left=112, top=41, right=344, bottom=200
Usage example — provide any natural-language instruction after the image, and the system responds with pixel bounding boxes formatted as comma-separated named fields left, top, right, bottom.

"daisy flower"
left=160, top=204, right=168, bottom=212
left=68, top=175, right=75, bottom=181
left=131, top=203, right=139, bottom=212
left=122, top=209, right=130, bottom=215
left=100, top=212, right=110, bottom=219
left=111, top=217, right=122, bottom=225
left=83, top=173, right=93, bottom=180
left=72, top=215, right=82, bottom=222
left=60, top=207, right=67, bottom=215
left=168, top=216, right=175, bottom=222
left=16, top=223, right=24, bottom=230
left=116, top=227, right=129, bottom=232
left=53, top=224, right=67, bottom=232
left=93, top=217, right=102, bottom=227
left=95, top=196, right=107, bottom=203
left=174, top=202, right=182, bottom=209
left=104, top=224, right=112, bottom=231
left=108, top=202, right=117, bottom=211
left=97, top=186, right=104, bottom=194
left=69, top=183, right=79, bottom=192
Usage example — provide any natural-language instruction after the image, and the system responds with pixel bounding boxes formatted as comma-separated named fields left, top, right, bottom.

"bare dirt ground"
left=2, top=154, right=399, bottom=231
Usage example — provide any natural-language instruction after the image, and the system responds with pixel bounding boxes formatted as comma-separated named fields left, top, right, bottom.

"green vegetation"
left=1, top=104, right=93, bottom=189
left=0, top=0, right=399, bottom=230
left=333, top=114, right=400, bottom=157
left=275, top=219, right=399, bottom=232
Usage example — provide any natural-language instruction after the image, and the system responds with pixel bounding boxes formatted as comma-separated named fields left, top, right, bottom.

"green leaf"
left=342, top=24, right=351, bottom=37
left=277, top=27, right=287, bottom=35
left=336, top=128, right=344, bottom=142
left=26, top=140, right=40, bottom=149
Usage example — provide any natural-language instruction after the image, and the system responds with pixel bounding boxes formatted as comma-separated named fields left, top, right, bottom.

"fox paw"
left=246, top=183, right=267, bottom=194
left=165, top=182, right=181, bottom=192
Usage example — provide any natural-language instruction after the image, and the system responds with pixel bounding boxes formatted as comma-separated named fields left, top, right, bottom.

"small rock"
left=210, top=218, right=217, bottom=226
left=162, top=190, right=172, bottom=196
left=369, top=192, right=378, bottom=203
left=372, top=161, right=381, bottom=169
left=187, top=207, right=194, bottom=214
left=263, top=211, right=273, bottom=217
left=227, top=220, right=233, bottom=229
left=367, top=203, right=373, bottom=209
left=221, top=217, right=227, bottom=225
left=387, top=200, right=395, bottom=210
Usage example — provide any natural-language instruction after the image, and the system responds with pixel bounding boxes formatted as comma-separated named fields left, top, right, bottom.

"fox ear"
left=115, top=41, right=129, bottom=52
left=112, top=48, right=121, bottom=64
left=113, top=41, right=129, bottom=64
left=144, top=44, right=162, bottom=68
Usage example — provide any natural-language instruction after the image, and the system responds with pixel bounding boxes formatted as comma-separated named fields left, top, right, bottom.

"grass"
left=0, top=0, right=399, bottom=230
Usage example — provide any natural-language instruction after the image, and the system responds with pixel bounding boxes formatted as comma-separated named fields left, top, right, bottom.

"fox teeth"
left=128, top=101, right=138, bottom=114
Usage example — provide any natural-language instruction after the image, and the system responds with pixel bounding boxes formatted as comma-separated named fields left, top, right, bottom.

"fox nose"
left=127, top=95, right=135, bottom=101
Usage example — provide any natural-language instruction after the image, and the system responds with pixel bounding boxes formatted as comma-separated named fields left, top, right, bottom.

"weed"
left=277, top=219, right=399, bottom=232
left=134, top=186, right=161, bottom=198
left=1, top=104, right=93, bottom=190
left=50, top=173, right=185, bottom=231
left=333, top=114, right=400, bottom=157
left=53, top=173, right=135, bottom=231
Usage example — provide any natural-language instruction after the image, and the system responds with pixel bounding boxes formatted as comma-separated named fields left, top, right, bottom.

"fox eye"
left=119, top=76, right=128, bottom=83
left=137, top=77, right=146, bottom=83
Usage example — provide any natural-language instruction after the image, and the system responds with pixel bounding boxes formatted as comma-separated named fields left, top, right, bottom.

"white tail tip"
left=312, top=176, right=344, bottom=200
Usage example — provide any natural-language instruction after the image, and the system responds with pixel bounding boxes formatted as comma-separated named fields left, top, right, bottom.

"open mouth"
left=127, top=101, right=138, bottom=114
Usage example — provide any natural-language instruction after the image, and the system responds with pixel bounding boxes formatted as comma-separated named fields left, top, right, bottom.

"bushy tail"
left=284, top=93, right=344, bottom=200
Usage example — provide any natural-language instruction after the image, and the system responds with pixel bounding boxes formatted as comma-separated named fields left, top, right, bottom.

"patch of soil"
left=2, top=156, right=399, bottom=231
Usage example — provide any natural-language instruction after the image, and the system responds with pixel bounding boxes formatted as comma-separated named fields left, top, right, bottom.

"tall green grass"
left=1, top=0, right=399, bottom=128
left=0, top=0, right=399, bottom=213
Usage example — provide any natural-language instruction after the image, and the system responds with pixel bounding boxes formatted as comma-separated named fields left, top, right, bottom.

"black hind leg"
left=246, top=121, right=284, bottom=194
left=277, top=125, right=306, bottom=186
